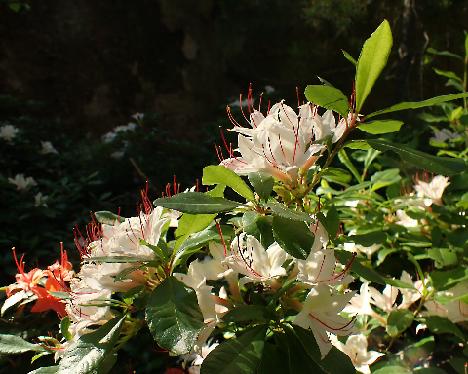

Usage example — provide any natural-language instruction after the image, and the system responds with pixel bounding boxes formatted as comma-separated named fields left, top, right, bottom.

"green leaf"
left=366, top=93, right=468, bottom=119
left=386, top=310, right=414, bottom=337
left=338, top=149, right=363, bottom=183
left=0, top=334, right=46, bottom=354
left=341, top=49, right=357, bottom=65
left=94, top=211, right=124, bottom=225
left=355, top=20, right=393, bottom=111
left=145, top=276, right=204, bottom=355
left=242, top=212, right=275, bottom=249
left=272, top=216, right=314, bottom=259
left=293, top=326, right=355, bottom=374
left=222, top=305, right=270, bottom=323
left=154, top=192, right=240, bottom=214
left=203, top=165, right=255, bottom=202
left=266, top=200, right=312, bottom=222
left=201, top=325, right=267, bottom=374
left=373, top=366, right=412, bottom=374
left=60, top=317, right=72, bottom=341
left=433, top=68, right=462, bottom=82
left=370, top=168, right=401, bottom=191
left=317, top=206, right=340, bottom=238
left=426, top=47, right=463, bottom=60
left=358, top=120, right=404, bottom=134
left=348, top=231, right=386, bottom=246
left=321, top=168, right=351, bottom=186
left=430, top=267, right=468, bottom=290
left=83, top=256, right=151, bottom=263
left=58, top=317, right=124, bottom=374
left=304, top=85, right=349, bottom=117
left=367, top=139, right=466, bottom=176
left=425, top=316, right=465, bottom=341
left=248, top=172, right=274, bottom=201
left=176, top=213, right=216, bottom=238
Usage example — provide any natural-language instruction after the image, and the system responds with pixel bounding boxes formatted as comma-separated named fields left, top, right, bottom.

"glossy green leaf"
left=153, top=192, right=240, bottom=214
left=58, top=317, right=124, bottom=374
left=348, top=231, right=386, bottom=246
left=176, top=213, right=216, bottom=238
left=430, top=267, right=468, bottom=290
left=60, top=316, right=72, bottom=341
left=304, top=85, right=349, bottom=117
left=317, top=206, right=340, bottom=238
left=373, top=366, right=412, bottom=374
left=203, top=165, right=254, bottom=201
left=433, top=68, right=462, bottom=82
left=266, top=200, right=312, bottom=222
left=0, top=334, right=46, bottom=354
left=222, top=305, right=271, bottom=323
left=367, top=139, right=466, bottom=176
left=321, top=167, right=352, bottom=186
left=248, top=172, right=274, bottom=201
left=145, top=276, right=204, bottom=355
left=425, top=316, right=465, bottom=341
left=355, top=20, right=393, bottom=111
left=341, top=49, right=357, bottom=65
left=272, top=216, right=314, bottom=259
left=366, top=93, right=468, bottom=119
left=338, top=149, right=363, bottom=183
left=386, top=310, right=414, bottom=337
left=358, top=120, right=404, bottom=134
left=370, top=168, right=401, bottom=191
left=94, top=211, right=124, bottom=225
left=201, top=325, right=267, bottom=374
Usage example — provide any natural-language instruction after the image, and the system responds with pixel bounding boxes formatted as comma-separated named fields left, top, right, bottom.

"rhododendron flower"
left=330, top=334, right=384, bottom=374
left=224, top=233, right=290, bottom=284
left=369, top=284, right=398, bottom=313
left=293, top=284, right=355, bottom=357
left=344, top=282, right=375, bottom=318
left=297, top=223, right=352, bottom=286
left=310, top=109, right=348, bottom=143
left=221, top=101, right=325, bottom=180
left=8, top=174, right=37, bottom=191
left=34, top=192, right=48, bottom=207
left=343, top=242, right=381, bottom=259
left=183, top=342, right=219, bottom=374
left=395, top=209, right=419, bottom=228
left=40, top=141, right=59, bottom=154
left=0, top=123, right=19, bottom=142
left=399, top=271, right=424, bottom=309
left=414, top=175, right=450, bottom=206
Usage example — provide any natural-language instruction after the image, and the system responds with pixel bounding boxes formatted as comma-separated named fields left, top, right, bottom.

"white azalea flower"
left=34, top=192, right=48, bottom=207
left=395, top=209, right=419, bottom=228
left=344, top=282, right=375, bottom=317
left=344, top=242, right=381, bottom=259
left=311, top=109, right=348, bottom=143
left=224, top=234, right=290, bottom=284
left=430, top=128, right=458, bottom=143
left=399, top=271, right=424, bottom=309
left=8, top=174, right=37, bottom=191
left=369, top=284, right=398, bottom=313
left=0, top=124, right=19, bottom=142
left=414, top=175, right=450, bottom=206
left=221, top=101, right=325, bottom=180
left=40, top=141, right=58, bottom=154
left=423, top=281, right=468, bottom=323
left=182, top=341, right=219, bottom=374
left=293, top=284, right=355, bottom=357
left=330, top=334, right=384, bottom=374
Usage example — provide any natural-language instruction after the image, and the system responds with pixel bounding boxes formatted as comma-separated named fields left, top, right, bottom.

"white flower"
left=221, top=101, right=325, bottom=180
left=344, top=282, right=375, bottom=317
left=182, top=342, right=219, bottom=374
left=330, top=334, right=384, bottom=374
left=0, top=124, right=19, bottom=142
left=399, top=271, right=424, bottom=309
left=414, top=175, right=450, bottom=206
left=264, top=85, right=275, bottom=94
left=40, top=141, right=58, bottom=154
left=423, top=281, right=468, bottom=323
left=34, top=192, right=48, bottom=207
left=369, top=284, right=398, bottom=313
left=311, top=109, right=348, bottom=143
left=293, top=284, right=355, bottom=357
left=8, top=174, right=37, bottom=191
left=224, top=234, right=290, bottom=284
left=395, top=209, right=419, bottom=228
left=297, top=222, right=352, bottom=286
left=343, top=242, right=381, bottom=259
left=131, top=113, right=144, bottom=121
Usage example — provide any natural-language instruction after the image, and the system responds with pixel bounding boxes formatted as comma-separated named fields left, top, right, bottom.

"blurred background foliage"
left=0, top=1, right=467, bottom=371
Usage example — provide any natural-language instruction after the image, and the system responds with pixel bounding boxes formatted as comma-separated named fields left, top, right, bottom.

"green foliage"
left=203, top=165, right=255, bottom=202
left=154, top=192, right=240, bottom=214
left=304, top=85, right=349, bottom=117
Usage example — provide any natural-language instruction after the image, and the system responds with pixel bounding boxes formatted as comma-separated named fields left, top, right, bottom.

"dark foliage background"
left=0, top=1, right=467, bottom=372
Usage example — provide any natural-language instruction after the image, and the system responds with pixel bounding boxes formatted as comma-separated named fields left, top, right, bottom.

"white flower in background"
left=430, top=128, right=458, bottom=143
left=414, top=175, right=450, bottom=206
left=224, top=233, right=290, bottom=285
left=399, top=271, right=424, bottom=309
left=293, top=284, right=355, bottom=357
left=34, top=192, right=48, bottom=207
left=424, top=281, right=468, bottom=323
left=182, top=342, right=219, bottom=374
left=395, top=209, right=419, bottom=228
left=40, top=141, right=58, bottom=155
left=264, top=85, right=275, bottom=94
left=297, top=222, right=352, bottom=286
left=344, top=282, right=375, bottom=317
left=330, top=334, right=384, bottom=374
left=8, top=174, right=37, bottom=191
left=221, top=101, right=324, bottom=180
left=131, top=113, right=144, bottom=121
left=0, top=124, right=19, bottom=142
left=110, top=151, right=125, bottom=159
left=369, top=284, right=398, bottom=313
left=344, top=242, right=381, bottom=259
left=102, top=122, right=138, bottom=143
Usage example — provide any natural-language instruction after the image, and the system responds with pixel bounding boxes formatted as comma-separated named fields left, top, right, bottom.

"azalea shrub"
left=1, top=21, right=467, bottom=374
